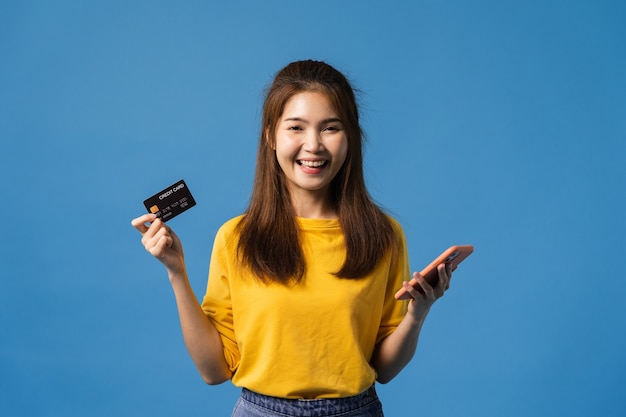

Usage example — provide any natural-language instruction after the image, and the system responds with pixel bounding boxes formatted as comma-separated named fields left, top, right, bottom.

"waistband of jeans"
left=241, top=385, right=379, bottom=415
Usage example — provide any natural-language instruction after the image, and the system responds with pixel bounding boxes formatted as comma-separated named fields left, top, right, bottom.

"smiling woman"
left=131, top=60, right=453, bottom=417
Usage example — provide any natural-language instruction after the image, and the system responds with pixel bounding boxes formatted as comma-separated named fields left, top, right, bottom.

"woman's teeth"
left=298, top=160, right=326, bottom=168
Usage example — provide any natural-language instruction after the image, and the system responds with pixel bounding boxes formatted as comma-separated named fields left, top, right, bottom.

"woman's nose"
left=303, top=131, right=323, bottom=152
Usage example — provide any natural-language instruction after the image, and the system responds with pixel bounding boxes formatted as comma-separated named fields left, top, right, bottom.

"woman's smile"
left=297, top=158, right=328, bottom=173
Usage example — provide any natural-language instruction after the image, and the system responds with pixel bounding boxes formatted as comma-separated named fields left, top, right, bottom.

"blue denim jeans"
left=231, top=385, right=384, bottom=417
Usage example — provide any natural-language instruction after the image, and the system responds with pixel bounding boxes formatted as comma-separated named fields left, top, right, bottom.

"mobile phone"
left=394, top=245, right=474, bottom=300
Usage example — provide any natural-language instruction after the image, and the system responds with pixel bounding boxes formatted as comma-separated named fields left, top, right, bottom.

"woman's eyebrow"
left=282, top=117, right=343, bottom=124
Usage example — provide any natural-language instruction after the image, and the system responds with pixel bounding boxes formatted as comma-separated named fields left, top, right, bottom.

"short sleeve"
left=375, top=217, right=410, bottom=344
left=200, top=222, right=241, bottom=372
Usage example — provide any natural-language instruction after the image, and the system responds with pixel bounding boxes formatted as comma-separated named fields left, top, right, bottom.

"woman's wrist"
left=167, top=266, right=188, bottom=285
left=405, top=306, right=429, bottom=329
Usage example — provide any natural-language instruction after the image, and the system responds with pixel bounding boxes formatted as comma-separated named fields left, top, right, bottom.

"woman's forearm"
left=169, top=270, right=232, bottom=385
left=371, top=312, right=427, bottom=384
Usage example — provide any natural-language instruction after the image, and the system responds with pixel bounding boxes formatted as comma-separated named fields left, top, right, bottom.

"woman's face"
left=273, top=91, right=348, bottom=208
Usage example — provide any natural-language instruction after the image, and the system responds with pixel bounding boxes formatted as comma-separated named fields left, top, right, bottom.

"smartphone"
left=394, top=245, right=474, bottom=300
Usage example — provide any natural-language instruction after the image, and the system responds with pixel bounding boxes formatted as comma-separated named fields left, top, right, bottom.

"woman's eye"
left=288, top=125, right=303, bottom=131
left=324, top=126, right=340, bottom=132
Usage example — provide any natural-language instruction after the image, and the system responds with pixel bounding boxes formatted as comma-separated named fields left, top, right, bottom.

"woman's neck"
left=289, top=190, right=337, bottom=219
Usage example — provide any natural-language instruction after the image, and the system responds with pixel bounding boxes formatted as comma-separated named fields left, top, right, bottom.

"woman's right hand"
left=131, top=213, right=186, bottom=277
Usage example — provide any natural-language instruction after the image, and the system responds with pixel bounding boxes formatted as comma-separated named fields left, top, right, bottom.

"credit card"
left=143, top=179, right=196, bottom=222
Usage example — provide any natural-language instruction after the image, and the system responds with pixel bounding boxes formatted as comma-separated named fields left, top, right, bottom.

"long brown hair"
left=237, top=60, right=395, bottom=284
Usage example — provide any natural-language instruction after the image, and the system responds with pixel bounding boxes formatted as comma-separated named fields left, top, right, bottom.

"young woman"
left=131, top=60, right=451, bottom=417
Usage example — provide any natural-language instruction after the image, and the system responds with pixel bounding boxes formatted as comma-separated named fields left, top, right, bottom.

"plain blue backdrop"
left=1, top=1, right=625, bottom=416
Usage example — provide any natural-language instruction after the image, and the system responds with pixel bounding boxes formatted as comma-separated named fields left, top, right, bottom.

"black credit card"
left=143, top=179, right=196, bottom=222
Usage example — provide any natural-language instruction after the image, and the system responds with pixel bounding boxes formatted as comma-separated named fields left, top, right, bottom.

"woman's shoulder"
left=219, top=214, right=244, bottom=233
left=211, top=215, right=245, bottom=252
left=217, top=214, right=245, bottom=235
left=383, top=213, right=404, bottom=234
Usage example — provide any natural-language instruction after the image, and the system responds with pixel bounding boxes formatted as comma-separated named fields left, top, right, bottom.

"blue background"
left=1, top=1, right=625, bottom=416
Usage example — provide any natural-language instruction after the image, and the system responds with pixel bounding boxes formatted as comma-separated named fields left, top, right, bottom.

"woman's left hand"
left=402, top=263, right=452, bottom=321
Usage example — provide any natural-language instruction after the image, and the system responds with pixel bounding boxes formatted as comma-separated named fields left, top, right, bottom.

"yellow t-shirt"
left=200, top=215, right=409, bottom=399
